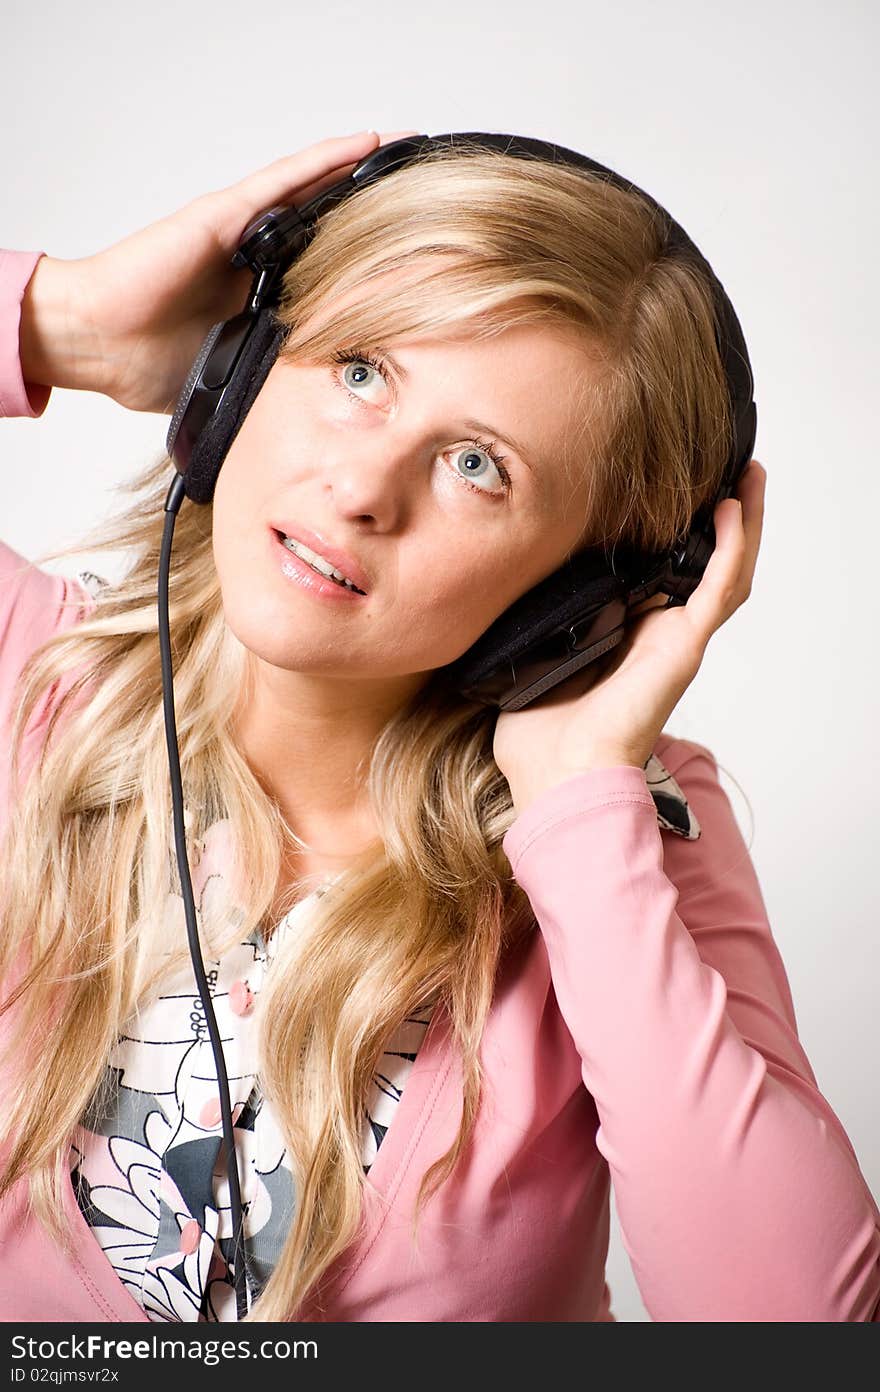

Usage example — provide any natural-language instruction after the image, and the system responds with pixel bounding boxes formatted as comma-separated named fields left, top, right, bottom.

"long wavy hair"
left=0, top=142, right=733, bottom=1320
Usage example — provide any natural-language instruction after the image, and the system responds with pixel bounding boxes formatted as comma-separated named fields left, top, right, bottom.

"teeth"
left=280, top=535, right=362, bottom=592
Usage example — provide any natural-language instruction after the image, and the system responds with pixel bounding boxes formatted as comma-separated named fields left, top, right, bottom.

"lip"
left=269, top=521, right=371, bottom=594
left=269, top=527, right=368, bottom=601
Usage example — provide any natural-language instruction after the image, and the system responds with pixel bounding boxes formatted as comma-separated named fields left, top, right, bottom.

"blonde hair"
left=0, top=142, right=733, bottom=1320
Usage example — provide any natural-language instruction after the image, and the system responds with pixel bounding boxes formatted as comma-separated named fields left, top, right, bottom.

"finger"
left=233, top=131, right=382, bottom=201
left=378, top=128, right=422, bottom=144
left=237, top=129, right=421, bottom=206
left=683, top=496, right=748, bottom=637
left=736, top=459, right=766, bottom=590
left=210, top=130, right=424, bottom=247
left=292, top=129, right=422, bottom=206
left=694, top=458, right=767, bottom=616
left=201, top=132, right=384, bottom=246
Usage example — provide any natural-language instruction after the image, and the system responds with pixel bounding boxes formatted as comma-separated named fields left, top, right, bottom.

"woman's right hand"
left=19, top=130, right=417, bottom=415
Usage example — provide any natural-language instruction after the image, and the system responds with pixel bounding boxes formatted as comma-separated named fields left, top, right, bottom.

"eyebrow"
left=378, top=347, right=535, bottom=471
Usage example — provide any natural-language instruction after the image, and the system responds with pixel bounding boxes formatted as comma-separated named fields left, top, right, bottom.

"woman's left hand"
left=493, top=459, right=767, bottom=815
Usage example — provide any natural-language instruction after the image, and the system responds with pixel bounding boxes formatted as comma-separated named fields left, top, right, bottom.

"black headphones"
left=165, top=130, right=757, bottom=712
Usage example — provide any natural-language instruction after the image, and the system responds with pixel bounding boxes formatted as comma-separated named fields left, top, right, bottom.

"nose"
left=323, top=425, right=428, bottom=526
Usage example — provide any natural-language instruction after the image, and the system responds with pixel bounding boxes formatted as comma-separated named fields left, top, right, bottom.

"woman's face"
left=212, top=310, right=605, bottom=689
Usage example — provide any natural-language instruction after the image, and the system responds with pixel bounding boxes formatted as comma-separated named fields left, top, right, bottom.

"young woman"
left=1, top=130, right=878, bottom=1324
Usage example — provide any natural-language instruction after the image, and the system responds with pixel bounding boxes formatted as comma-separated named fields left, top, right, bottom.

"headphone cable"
left=159, top=471, right=250, bottom=1319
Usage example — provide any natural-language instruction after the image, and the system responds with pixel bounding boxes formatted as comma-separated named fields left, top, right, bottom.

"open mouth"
left=271, top=530, right=368, bottom=596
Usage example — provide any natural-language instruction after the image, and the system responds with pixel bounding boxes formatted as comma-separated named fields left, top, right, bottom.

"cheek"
left=210, top=496, right=266, bottom=639
left=210, top=485, right=241, bottom=587
left=416, top=529, right=575, bottom=651
left=211, top=442, right=238, bottom=521
left=399, top=541, right=522, bottom=633
left=211, top=444, right=265, bottom=570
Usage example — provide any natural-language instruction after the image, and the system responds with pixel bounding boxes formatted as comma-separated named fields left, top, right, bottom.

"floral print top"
left=68, top=869, right=435, bottom=1322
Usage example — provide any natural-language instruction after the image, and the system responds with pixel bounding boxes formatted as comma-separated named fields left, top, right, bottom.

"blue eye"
left=338, top=355, right=386, bottom=402
left=451, top=444, right=507, bottom=495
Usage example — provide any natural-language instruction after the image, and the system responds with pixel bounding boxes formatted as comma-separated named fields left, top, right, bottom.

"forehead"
left=392, top=326, right=595, bottom=457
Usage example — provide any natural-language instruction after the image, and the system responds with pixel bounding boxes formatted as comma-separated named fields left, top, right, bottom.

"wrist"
left=19, top=254, right=109, bottom=395
left=508, top=753, right=647, bottom=816
left=557, top=747, right=648, bottom=776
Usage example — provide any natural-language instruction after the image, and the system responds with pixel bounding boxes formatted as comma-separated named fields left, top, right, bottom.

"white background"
left=2, top=0, right=878, bottom=1322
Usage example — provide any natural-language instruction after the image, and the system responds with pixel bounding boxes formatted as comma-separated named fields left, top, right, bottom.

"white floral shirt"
left=69, top=872, right=435, bottom=1322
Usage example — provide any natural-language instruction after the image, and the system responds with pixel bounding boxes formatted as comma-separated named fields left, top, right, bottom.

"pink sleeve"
left=0, top=542, right=92, bottom=818
left=0, top=249, right=92, bottom=814
left=0, top=248, right=51, bottom=418
left=501, top=745, right=880, bottom=1322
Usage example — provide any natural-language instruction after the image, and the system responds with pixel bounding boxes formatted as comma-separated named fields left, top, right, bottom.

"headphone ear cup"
left=183, top=311, right=286, bottom=505
left=441, top=546, right=630, bottom=706
left=166, top=321, right=225, bottom=467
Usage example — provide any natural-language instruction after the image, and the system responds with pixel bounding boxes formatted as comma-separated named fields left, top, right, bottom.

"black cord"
left=160, top=473, right=249, bottom=1319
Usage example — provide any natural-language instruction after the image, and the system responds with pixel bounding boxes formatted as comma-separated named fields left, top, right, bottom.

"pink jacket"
left=2, top=247, right=879, bottom=1323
